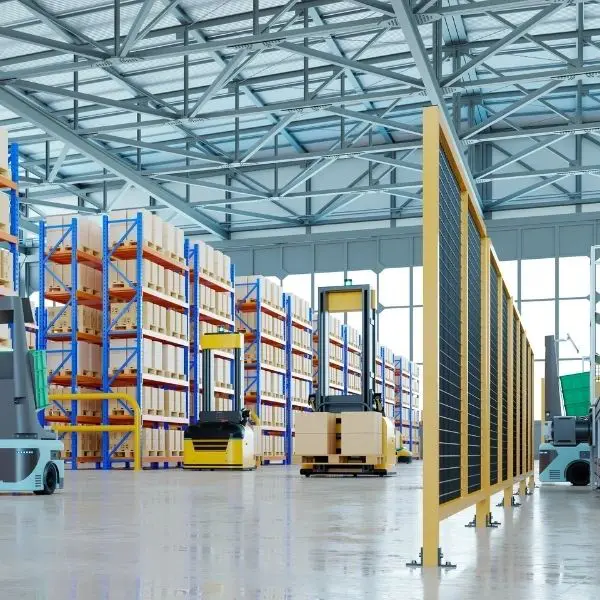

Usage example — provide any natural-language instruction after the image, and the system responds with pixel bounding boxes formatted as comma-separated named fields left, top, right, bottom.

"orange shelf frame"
left=45, top=289, right=102, bottom=308
left=47, top=331, right=102, bottom=345
left=237, top=300, right=286, bottom=320
left=47, top=249, right=102, bottom=271
left=109, top=328, right=189, bottom=349
left=111, top=243, right=188, bottom=274
left=109, top=285, right=187, bottom=312
left=50, top=374, right=102, bottom=388
left=0, top=173, right=17, bottom=191
left=190, top=270, right=233, bottom=294
left=109, top=371, right=189, bottom=390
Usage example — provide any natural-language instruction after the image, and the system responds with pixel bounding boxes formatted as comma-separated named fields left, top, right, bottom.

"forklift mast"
left=315, top=284, right=380, bottom=413
left=0, top=296, right=54, bottom=440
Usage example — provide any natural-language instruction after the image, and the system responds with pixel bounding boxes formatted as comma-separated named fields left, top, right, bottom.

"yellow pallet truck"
left=183, top=331, right=259, bottom=471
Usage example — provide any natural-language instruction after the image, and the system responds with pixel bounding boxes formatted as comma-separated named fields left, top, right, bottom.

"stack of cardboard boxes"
left=196, top=240, right=232, bottom=285
left=47, top=305, right=101, bottom=334
left=262, top=434, right=285, bottom=457
left=235, top=276, right=284, bottom=312
left=294, top=412, right=337, bottom=456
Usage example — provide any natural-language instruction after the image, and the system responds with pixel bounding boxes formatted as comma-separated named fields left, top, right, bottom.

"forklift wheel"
left=34, top=463, right=58, bottom=496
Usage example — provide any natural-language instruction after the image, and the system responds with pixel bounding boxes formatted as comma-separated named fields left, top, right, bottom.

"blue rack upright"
left=286, top=296, right=313, bottom=464
left=103, top=212, right=190, bottom=469
left=187, top=241, right=235, bottom=421
left=39, top=217, right=103, bottom=469
left=236, top=277, right=287, bottom=464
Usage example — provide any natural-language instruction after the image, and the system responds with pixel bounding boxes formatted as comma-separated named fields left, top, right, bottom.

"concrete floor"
left=1, top=463, right=599, bottom=600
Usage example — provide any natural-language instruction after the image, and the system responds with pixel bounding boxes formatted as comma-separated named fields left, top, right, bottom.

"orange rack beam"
left=0, top=173, right=17, bottom=191
left=47, top=331, right=102, bottom=345
left=50, top=374, right=102, bottom=388
left=45, top=290, right=102, bottom=308
left=109, top=371, right=189, bottom=390
left=109, top=285, right=187, bottom=312
left=111, top=243, right=188, bottom=274
left=237, top=301, right=286, bottom=320
left=190, top=270, right=233, bottom=294
left=47, top=249, right=102, bottom=270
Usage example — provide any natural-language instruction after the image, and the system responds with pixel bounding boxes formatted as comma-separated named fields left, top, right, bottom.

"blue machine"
left=0, top=296, right=64, bottom=494
left=539, top=336, right=591, bottom=486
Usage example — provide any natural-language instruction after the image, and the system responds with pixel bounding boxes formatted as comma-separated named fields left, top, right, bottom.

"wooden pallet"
left=296, top=454, right=384, bottom=465
left=147, top=450, right=166, bottom=457
left=81, top=246, right=100, bottom=257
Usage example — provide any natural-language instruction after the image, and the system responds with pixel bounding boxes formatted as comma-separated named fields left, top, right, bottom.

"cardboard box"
left=294, top=412, right=336, bottom=436
left=341, top=412, right=382, bottom=435
left=341, top=433, right=382, bottom=456
left=0, top=128, right=8, bottom=173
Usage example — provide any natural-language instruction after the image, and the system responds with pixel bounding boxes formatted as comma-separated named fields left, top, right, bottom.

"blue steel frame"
left=287, top=301, right=314, bottom=463
left=394, top=356, right=417, bottom=452
left=187, top=241, right=235, bottom=421
left=39, top=217, right=102, bottom=469
left=394, top=357, right=404, bottom=443
left=342, top=324, right=349, bottom=395
left=236, top=278, right=287, bottom=463
left=103, top=212, right=189, bottom=469
left=8, top=143, right=18, bottom=293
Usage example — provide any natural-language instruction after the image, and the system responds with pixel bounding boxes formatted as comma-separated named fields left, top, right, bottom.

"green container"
left=29, top=350, right=49, bottom=410
left=560, top=371, right=590, bottom=416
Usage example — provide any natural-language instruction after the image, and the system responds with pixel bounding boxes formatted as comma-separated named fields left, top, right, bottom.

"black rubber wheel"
left=34, top=463, right=58, bottom=495
left=566, top=461, right=590, bottom=487
left=304, top=473, right=311, bottom=478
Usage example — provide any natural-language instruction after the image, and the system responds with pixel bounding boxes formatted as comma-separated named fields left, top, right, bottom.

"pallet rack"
left=103, top=212, right=189, bottom=469
left=376, top=345, right=396, bottom=421
left=236, top=277, right=287, bottom=464
left=187, top=240, right=235, bottom=421
left=394, top=356, right=421, bottom=455
left=39, top=217, right=103, bottom=469
left=312, top=314, right=345, bottom=398
left=1, top=142, right=18, bottom=294
left=287, top=295, right=313, bottom=464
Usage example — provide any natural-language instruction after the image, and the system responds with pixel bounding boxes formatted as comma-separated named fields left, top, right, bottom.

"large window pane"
left=379, top=308, right=410, bottom=358
left=499, top=260, right=518, bottom=297
left=314, top=272, right=344, bottom=307
left=559, top=359, right=586, bottom=376
left=346, top=270, right=377, bottom=291
left=379, top=268, right=410, bottom=307
left=412, top=266, right=423, bottom=306
left=520, top=300, right=555, bottom=358
left=558, top=299, right=590, bottom=358
left=559, top=256, right=589, bottom=298
left=521, top=258, right=554, bottom=300
left=413, top=306, right=423, bottom=363
left=282, top=274, right=311, bottom=303
left=534, top=360, right=544, bottom=420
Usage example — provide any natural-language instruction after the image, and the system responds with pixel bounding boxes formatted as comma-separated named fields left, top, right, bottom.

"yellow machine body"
left=183, top=422, right=256, bottom=471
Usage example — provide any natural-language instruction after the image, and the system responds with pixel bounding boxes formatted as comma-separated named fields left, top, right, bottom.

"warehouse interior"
left=0, top=0, right=599, bottom=597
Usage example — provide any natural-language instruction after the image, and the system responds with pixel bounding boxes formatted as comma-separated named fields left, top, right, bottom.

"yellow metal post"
left=497, top=269, right=503, bottom=483
left=521, top=329, right=526, bottom=477
left=515, top=317, right=521, bottom=477
left=460, top=191, right=469, bottom=498
left=476, top=237, right=491, bottom=527
left=49, top=392, right=141, bottom=471
left=507, top=298, right=514, bottom=486
left=422, top=106, right=441, bottom=567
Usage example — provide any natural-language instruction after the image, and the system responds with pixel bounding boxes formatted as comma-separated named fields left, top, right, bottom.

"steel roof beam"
left=426, top=0, right=580, bottom=18
left=0, top=86, right=227, bottom=237
left=486, top=175, right=571, bottom=208
left=441, top=3, right=566, bottom=87
left=118, top=0, right=157, bottom=57
left=462, top=80, right=563, bottom=139
left=478, top=164, right=600, bottom=183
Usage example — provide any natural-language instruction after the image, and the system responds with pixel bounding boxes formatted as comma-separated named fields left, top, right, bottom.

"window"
left=559, top=359, right=586, bottom=376
left=534, top=360, right=544, bottom=420
left=559, top=256, right=589, bottom=298
left=558, top=299, right=589, bottom=359
left=379, top=268, right=410, bottom=307
left=282, top=274, right=311, bottom=303
left=412, top=266, right=423, bottom=306
left=521, top=258, right=555, bottom=300
left=499, top=260, right=518, bottom=297
left=314, top=272, right=344, bottom=307
left=379, top=308, right=411, bottom=358
left=346, top=270, right=377, bottom=291
left=519, top=300, right=555, bottom=357
left=412, top=306, right=423, bottom=363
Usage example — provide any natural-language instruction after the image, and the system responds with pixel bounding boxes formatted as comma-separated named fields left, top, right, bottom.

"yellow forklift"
left=297, top=284, right=396, bottom=476
left=183, top=331, right=259, bottom=470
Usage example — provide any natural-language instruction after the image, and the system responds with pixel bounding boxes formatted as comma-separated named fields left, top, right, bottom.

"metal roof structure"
left=2, top=0, right=599, bottom=239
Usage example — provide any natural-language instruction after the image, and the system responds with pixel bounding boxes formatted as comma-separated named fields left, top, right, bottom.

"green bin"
left=559, top=371, right=590, bottom=417
left=29, top=350, right=49, bottom=410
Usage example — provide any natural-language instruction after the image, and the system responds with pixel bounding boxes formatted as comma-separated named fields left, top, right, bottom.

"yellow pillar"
left=477, top=238, right=491, bottom=527
left=503, top=486, right=513, bottom=507
left=421, top=106, right=441, bottom=567
left=519, top=479, right=527, bottom=496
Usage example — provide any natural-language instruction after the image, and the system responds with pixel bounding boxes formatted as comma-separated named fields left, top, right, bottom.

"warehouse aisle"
left=0, top=464, right=599, bottom=600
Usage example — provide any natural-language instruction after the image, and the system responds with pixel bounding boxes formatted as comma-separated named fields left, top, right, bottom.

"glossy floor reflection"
left=1, top=463, right=599, bottom=599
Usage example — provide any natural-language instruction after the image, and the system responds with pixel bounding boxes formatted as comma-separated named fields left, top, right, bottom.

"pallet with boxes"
left=39, top=216, right=104, bottom=468
left=104, top=211, right=190, bottom=469
left=187, top=241, right=236, bottom=421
